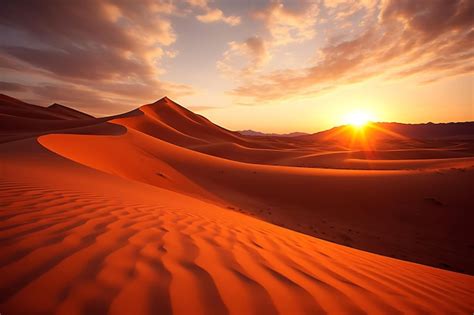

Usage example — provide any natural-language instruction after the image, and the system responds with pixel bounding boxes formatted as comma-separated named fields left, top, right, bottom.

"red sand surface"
left=1, top=95, right=473, bottom=314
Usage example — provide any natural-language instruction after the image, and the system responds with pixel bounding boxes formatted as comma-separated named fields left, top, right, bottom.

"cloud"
left=324, top=0, right=378, bottom=19
left=217, top=36, right=270, bottom=76
left=321, top=0, right=379, bottom=44
left=1, top=46, right=154, bottom=81
left=254, top=0, right=320, bottom=46
left=186, top=0, right=208, bottom=9
left=0, top=81, right=28, bottom=92
left=230, top=0, right=474, bottom=102
left=0, top=0, right=193, bottom=110
left=30, top=83, right=126, bottom=112
left=189, top=0, right=241, bottom=26
left=216, top=1, right=319, bottom=85
left=197, top=9, right=241, bottom=26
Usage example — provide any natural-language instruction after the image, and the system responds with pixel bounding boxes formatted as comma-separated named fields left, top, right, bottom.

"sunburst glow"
left=344, top=110, right=374, bottom=128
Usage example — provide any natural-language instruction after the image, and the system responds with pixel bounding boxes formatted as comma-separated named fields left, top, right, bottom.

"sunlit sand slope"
left=0, top=141, right=473, bottom=315
left=1, top=94, right=474, bottom=314
left=39, top=128, right=474, bottom=274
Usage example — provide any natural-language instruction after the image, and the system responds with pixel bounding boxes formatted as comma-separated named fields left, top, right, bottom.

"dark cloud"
left=1, top=46, right=153, bottom=81
left=381, top=0, right=473, bottom=35
left=28, top=83, right=132, bottom=114
left=0, top=0, right=191, bottom=110
left=1, top=1, right=132, bottom=49
left=0, top=81, right=28, bottom=92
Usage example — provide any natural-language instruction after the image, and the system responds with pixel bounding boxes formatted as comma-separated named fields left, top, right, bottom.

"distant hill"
left=238, top=129, right=309, bottom=137
left=48, top=103, right=95, bottom=119
left=2, top=93, right=473, bottom=144
left=0, top=93, right=94, bottom=120
left=302, top=121, right=474, bottom=142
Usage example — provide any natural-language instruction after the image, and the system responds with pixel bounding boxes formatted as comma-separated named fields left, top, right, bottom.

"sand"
left=1, top=95, right=473, bottom=314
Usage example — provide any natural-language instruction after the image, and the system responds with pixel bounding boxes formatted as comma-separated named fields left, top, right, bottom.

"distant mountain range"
left=0, top=94, right=94, bottom=120
left=239, top=121, right=474, bottom=141
left=305, top=121, right=474, bottom=141
left=238, top=130, right=309, bottom=137
left=1, top=93, right=473, bottom=143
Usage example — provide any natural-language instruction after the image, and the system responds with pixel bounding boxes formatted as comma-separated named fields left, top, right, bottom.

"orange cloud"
left=197, top=8, right=241, bottom=26
left=189, top=0, right=241, bottom=26
left=254, top=0, right=320, bottom=46
left=218, top=1, right=320, bottom=84
left=231, top=0, right=474, bottom=102
left=217, top=36, right=270, bottom=77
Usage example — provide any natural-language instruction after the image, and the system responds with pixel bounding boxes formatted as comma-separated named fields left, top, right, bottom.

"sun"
left=344, top=110, right=374, bottom=128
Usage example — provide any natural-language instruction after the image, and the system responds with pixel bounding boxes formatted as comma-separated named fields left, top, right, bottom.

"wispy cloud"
left=229, top=0, right=474, bottom=102
left=253, top=0, right=320, bottom=46
left=217, top=36, right=270, bottom=76
left=217, top=1, right=319, bottom=83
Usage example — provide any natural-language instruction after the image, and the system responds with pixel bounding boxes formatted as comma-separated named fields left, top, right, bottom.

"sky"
left=0, top=0, right=473, bottom=133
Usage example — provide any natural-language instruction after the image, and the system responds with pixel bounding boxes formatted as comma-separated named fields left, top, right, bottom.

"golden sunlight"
left=343, top=110, right=374, bottom=128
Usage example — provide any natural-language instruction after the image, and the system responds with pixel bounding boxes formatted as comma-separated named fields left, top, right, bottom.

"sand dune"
left=113, top=98, right=474, bottom=171
left=35, top=97, right=474, bottom=273
left=47, top=103, right=95, bottom=119
left=1, top=138, right=473, bottom=314
left=114, top=97, right=271, bottom=149
left=1, top=94, right=473, bottom=314
left=39, top=126, right=474, bottom=274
